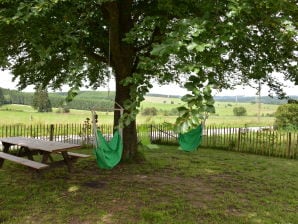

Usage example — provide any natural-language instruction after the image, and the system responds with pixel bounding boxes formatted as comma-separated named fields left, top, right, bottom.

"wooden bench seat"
left=0, top=152, right=49, bottom=170
left=56, top=152, right=90, bottom=158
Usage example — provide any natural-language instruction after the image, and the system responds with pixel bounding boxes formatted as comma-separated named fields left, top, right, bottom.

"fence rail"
left=0, top=124, right=297, bottom=159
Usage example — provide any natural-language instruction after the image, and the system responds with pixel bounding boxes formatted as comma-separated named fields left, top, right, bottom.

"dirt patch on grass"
left=83, top=180, right=107, bottom=189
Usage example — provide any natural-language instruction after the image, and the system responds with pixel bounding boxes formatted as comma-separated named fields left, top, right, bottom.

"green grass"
left=0, top=101, right=277, bottom=127
left=141, top=98, right=278, bottom=117
left=213, top=102, right=278, bottom=116
left=0, top=146, right=297, bottom=224
left=207, top=115, right=275, bottom=127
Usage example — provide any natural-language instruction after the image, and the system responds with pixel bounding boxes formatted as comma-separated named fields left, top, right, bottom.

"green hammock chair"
left=94, top=129, right=123, bottom=169
left=91, top=107, right=123, bottom=169
left=178, top=124, right=203, bottom=152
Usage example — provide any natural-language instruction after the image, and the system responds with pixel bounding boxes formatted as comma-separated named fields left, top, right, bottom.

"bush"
left=275, top=103, right=298, bottom=130
left=233, top=106, right=247, bottom=116
left=141, top=107, right=158, bottom=116
left=56, top=107, right=70, bottom=113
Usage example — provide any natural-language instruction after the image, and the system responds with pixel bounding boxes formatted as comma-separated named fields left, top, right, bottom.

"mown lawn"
left=0, top=146, right=297, bottom=224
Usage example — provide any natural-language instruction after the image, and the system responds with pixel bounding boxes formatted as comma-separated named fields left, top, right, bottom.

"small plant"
left=80, top=117, right=93, bottom=145
left=233, top=106, right=247, bottom=116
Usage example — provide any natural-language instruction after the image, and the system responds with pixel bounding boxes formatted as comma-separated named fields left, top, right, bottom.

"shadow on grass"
left=0, top=146, right=297, bottom=224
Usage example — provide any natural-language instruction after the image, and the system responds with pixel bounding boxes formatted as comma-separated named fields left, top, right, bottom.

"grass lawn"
left=0, top=104, right=276, bottom=127
left=0, top=146, right=297, bottom=224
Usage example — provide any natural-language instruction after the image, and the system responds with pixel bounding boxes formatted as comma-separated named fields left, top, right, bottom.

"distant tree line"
left=0, top=87, right=33, bottom=105
left=146, top=93, right=181, bottom=99
left=0, top=87, right=114, bottom=111
left=214, top=96, right=298, bottom=105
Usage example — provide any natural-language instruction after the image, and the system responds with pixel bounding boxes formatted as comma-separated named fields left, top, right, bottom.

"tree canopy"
left=0, top=0, right=297, bottom=160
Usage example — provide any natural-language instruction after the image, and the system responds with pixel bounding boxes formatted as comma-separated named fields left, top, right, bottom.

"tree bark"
left=113, top=53, right=138, bottom=161
left=113, top=78, right=138, bottom=161
left=103, top=1, right=138, bottom=161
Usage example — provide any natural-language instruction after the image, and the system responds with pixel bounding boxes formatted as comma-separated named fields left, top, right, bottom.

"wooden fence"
left=0, top=123, right=115, bottom=145
left=0, top=123, right=297, bottom=159
left=150, top=125, right=298, bottom=159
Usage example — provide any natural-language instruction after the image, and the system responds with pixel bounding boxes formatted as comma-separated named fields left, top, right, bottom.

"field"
left=0, top=95, right=279, bottom=127
left=0, top=146, right=297, bottom=224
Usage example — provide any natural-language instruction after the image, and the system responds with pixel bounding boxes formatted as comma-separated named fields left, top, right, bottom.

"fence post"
left=49, top=124, right=54, bottom=141
left=288, top=132, right=292, bottom=158
left=150, top=125, right=153, bottom=143
left=237, top=128, right=241, bottom=151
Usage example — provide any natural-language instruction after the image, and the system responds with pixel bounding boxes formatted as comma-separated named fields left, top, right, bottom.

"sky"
left=1, top=70, right=297, bottom=96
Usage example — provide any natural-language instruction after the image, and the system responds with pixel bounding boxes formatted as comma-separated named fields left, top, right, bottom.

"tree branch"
left=135, top=25, right=163, bottom=52
left=85, top=50, right=107, bottom=64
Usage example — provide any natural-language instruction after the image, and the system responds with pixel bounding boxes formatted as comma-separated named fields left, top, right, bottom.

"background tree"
left=233, top=107, right=247, bottom=116
left=275, top=103, right=298, bottom=130
left=32, top=86, right=52, bottom=112
left=0, top=88, right=4, bottom=106
left=0, top=0, right=297, bottom=161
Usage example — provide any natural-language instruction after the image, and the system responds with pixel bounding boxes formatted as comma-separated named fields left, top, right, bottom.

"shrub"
left=141, top=107, right=158, bottom=116
left=275, top=103, right=298, bottom=130
left=233, top=106, right=247, bottom=116
left=56, top=107, right=70, bottom=113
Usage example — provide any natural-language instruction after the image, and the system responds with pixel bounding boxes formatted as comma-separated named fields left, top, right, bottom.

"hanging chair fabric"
left=178, top=125, right=203, bottom=152
left=94, top=129, right=123, bottom=169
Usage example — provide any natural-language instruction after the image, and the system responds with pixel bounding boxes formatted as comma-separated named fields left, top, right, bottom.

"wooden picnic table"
left=0, top=137, right=89, bottom=172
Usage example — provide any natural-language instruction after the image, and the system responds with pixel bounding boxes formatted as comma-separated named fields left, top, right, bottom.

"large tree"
left=0, top=0, right=297, bottom=160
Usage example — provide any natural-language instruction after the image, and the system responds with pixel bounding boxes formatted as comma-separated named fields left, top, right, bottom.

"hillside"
left=1, top=87, right=297, bottom=109
left=213, top=95, right=298, bottom=104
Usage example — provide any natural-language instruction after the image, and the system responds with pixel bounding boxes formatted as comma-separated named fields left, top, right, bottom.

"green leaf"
left=189, top=75, right=201, bottom=83
left=186, top=42, right=198, bottom=51
left=184, top=82, right=195, bottom=91
left=181, top=94, right=195, bottom=102
left=195, top=44, right=206, bottom=52
left=177, top=106, right=189, bottom=114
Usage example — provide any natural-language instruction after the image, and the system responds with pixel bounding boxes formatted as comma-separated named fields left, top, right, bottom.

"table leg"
left=22, top=147, right=34, bottom=161
left=61, top=151, right=72, bottom=172
left=0, top=143, right=12, bottom=168
left=41, top=152, right=51, bottom=164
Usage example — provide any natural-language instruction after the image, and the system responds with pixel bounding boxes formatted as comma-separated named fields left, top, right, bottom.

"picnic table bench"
left=0, top=137, right=90, bottom=172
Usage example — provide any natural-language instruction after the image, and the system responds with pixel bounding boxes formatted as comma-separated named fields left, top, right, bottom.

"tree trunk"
left=112, top=30, right=138, bottom=161
left=113, top=80, right=138, bottom=161
left=103, top=1, right=138, bottom=161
